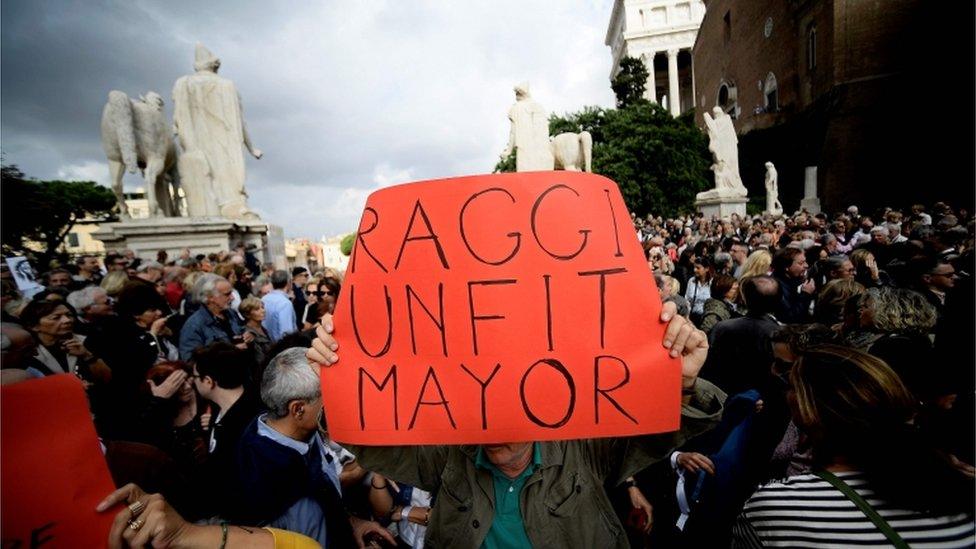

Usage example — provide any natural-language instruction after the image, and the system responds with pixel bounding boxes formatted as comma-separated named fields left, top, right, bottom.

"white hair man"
left=67, top=286, right=114, bottom=334
left=231, top=348, right=394, bottom=547
left=178, top=273, right=245, bottom=361
left=135, top=261, right=164, bottom=284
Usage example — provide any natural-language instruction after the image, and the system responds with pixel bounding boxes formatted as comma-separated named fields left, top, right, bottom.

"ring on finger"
left=127, top=517, right=145, bottom=531
left=128, top=500, right=145, bottom=517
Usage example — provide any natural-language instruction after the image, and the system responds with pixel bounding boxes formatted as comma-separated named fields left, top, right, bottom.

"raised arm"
left=309, top=314, right=450, bottom=492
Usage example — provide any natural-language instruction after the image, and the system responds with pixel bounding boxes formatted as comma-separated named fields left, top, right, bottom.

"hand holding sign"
left=314, top=172, right=700, bottom=445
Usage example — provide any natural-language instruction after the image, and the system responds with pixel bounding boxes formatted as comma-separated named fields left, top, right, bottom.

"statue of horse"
left=100, top=91, right=181, bottom=217
left=550, top=131, right=592, bottom=172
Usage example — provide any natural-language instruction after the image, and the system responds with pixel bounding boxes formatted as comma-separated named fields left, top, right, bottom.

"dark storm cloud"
left=2, top=0, right=614, bottom=236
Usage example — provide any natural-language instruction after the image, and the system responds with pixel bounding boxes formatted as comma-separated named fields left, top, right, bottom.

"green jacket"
left=700, top=298, right=739, bottom=335
left=348, top=379, right=725, bottom=548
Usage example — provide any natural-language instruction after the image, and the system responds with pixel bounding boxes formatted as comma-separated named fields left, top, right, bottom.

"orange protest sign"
left=321, top=171, right=680, bottom=445
left=2, top=375, right=116, bottom=548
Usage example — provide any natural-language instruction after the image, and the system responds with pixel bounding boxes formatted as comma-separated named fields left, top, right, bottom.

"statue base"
left=695, top=196, right=748, bottom=220
left=92, top=217, right=287, bottom=267
left=800, top=197, right=822, bottom=215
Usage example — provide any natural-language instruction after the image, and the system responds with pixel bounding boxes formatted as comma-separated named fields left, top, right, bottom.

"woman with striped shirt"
left=733, top=345, right=974, bottom=548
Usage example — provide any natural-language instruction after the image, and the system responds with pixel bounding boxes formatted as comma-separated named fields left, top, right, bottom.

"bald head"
left=740, top=275, right=781, bottom=316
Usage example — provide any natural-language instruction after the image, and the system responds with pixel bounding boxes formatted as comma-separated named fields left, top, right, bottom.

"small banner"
left=321, top=172, right=680, bottom=445
left=1, top=375, right=116, bottom=548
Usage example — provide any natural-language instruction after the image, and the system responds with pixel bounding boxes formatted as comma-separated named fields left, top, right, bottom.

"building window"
left=763, top=72, right=778, bottom=112
left=67, top=233, right=80, bottom=248
left=807, top=24, right=817, bottom=71
left=674, top=3, right=690, bottom=21
left=717, top=81, right=738, bottom=119
left=723, top=11, right=731, bottom=43
left=650, top=7, right=666, bottom=26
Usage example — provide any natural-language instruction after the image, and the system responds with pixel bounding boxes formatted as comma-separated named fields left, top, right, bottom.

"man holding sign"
left=307, top=172, right=725, bottom=548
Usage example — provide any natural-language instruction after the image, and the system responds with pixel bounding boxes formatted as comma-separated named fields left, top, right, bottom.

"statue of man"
left=501, top=82, right=554, bottom=172
left=700, top=106, right=747, bottom=198
left=172, top=43, right=262, bottom=219
left=764, top=161, right=783, bottom=216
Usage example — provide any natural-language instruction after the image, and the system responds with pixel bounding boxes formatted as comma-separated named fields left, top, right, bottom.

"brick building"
left=693, top=0, right=974, bottom=214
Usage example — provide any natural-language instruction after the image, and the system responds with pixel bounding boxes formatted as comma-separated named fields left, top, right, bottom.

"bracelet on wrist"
left=218, top=521, right=228, bottom=549
left=370, top=482, right=388, bottom=490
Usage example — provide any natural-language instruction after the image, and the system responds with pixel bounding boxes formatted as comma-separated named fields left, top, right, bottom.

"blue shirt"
left=475, top=444, right=542, bottom=549
left=178, top=306, right=243, bottom=361
left=261, top=289, right=296, bottom=342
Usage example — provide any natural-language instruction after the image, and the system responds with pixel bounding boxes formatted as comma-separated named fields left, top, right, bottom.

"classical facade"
left=606, top=0, right=706, bottom=116
left=692, top=0, right=974, bottom=213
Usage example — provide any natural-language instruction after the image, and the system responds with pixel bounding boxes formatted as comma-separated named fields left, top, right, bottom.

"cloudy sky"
left=1, top=0, right=616, bottom=238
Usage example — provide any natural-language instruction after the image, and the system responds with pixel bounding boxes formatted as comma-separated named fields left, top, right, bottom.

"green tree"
left=1, top=164, right=117, bottom=266
left=340, top=232, right=356, bottom=256
left=549, top=103, right=711, bottom=217
left=492, top=150, right=516, bottom=173
left=610, top=56, right=649, bottom=108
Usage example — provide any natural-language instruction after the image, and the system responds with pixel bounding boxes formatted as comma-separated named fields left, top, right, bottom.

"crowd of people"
left=0, top=200, right=973, bottom=548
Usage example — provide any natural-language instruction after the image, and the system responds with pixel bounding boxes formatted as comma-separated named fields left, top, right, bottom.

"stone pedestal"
left=695, top=195, right=748, bottom=219
left=92, top=217, right=287, bottom=267
left=800, top=166, right=821, bottom=214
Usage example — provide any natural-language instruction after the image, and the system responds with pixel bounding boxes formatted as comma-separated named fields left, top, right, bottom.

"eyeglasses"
left=309, top=291, right=331, bottom=297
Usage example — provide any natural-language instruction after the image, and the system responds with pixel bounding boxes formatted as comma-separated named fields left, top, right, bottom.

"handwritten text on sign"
left=321, top=172, right=680, bottom=445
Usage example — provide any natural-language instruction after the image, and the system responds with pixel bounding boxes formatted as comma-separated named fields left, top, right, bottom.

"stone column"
left=642, top=52, right=657, bottom=103
left=800, top=165, right=821, bottom=214
left=667, top=48, right=680, bottom=116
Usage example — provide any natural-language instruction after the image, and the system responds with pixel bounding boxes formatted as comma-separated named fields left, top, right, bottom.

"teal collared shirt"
left=475, top=444, right=542, bottom=549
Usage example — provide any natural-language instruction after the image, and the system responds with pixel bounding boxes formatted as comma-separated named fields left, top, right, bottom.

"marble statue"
left=697, top=106, right=748, bottom=200
left=172, top=43, right=262, bottom=219
left=764, top=161, right=783, bottom=216
left=551, top=131, right=592, bottom=172
left=101, top=91, right=181, bottom=217
left=501, top=82, right=554, bottom=172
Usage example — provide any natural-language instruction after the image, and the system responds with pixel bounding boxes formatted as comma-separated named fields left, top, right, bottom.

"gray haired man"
left=231, top=348, right=394, bottom=547
left=178, top=273, right=245, bottom=360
